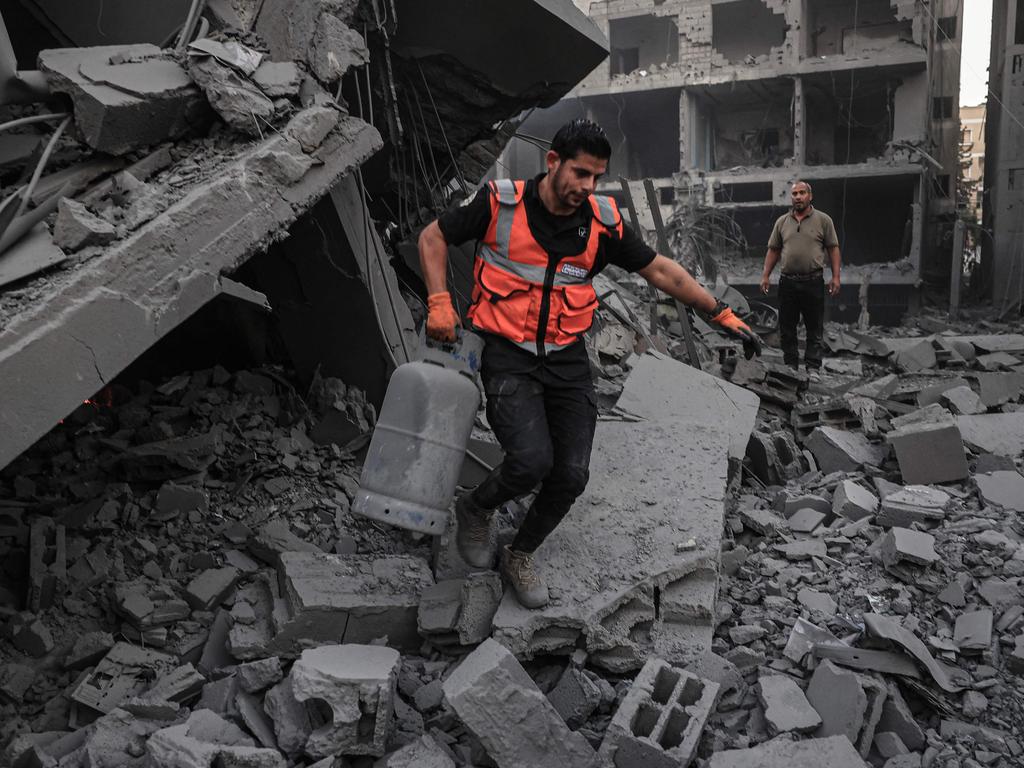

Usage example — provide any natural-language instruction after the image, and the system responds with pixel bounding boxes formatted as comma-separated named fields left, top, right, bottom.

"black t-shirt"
left=438, top=175, right=656, bottom=386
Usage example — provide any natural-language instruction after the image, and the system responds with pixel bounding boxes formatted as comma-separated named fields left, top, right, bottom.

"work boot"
left=501, top=545, right=550, bottom=609
left=455, top=492, right=495, bottom=568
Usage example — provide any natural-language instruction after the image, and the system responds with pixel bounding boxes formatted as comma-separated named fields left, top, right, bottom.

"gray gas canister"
left=352, top=332, right=483, bottom=534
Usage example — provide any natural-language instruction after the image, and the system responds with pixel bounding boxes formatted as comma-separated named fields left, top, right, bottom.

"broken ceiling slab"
left=492, top=415, right=739, bottom=673
left=39, top=45, right=211, bottom=155
left=0, top=224, right=67, bottom=289
left=0, top=115, right=382, bottom=471
left=614, top=351, right=761, bottom=460
left=955, top=413, right=1024, bottom=457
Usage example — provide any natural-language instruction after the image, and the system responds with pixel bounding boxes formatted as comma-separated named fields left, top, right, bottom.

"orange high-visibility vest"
left=467, top=178, right=624, bottom=354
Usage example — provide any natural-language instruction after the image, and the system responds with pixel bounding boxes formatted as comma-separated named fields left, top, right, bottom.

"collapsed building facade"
left=509, top=0, right=964, bottom=323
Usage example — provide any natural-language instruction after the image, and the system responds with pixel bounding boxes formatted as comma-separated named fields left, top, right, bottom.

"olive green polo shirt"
left=767, top=207, right=839, bottom=275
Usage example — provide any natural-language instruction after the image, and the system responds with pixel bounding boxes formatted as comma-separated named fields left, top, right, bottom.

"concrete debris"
left=757, top=675, right=821, bottom=735
left=887, top=416, right=969, bottom=484
left=974, top=470, right=1024, bottom=511
left=418, top=571, right=502, bottom=647
left=876, top=485, right=950, bottom=527
left=832, top=479, right=879, bottom=521
left=599, top=657, right=719, bottom=767
left=707, top=735, right=867, bottom=768
left=880, top=527, right=939, bottom=568
left=805, top=426, right=886, bottom=473
left=53, top=198, right=117, bottom=252
left=442, top=639, right=598, bottom=768
left=187, top=54, right=276, bottom=137
left=374, top=734, right=456, bottom=768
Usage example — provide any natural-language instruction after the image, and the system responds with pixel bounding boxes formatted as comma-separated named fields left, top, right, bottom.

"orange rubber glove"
left=426, top=291, right=459, bottom=343
left=710, top=300, right=762, bottom=359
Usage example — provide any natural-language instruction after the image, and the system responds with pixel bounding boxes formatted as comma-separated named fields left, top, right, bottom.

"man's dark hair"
left=550, top=119, right=612, bottom=161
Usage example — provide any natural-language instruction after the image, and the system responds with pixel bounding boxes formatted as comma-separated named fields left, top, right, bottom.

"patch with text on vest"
left=560, top=263, right=589, bottom=280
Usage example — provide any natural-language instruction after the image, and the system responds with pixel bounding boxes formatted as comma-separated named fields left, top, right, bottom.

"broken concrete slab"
left=70, top=642, right=177, bottom=715
left=39, top=45, right=209, bottom=155
left=418, top=572, right=502, bottom=647
left=895, top=339, right=936, bottom=372
left=185, top=566, right=239, bottom=611
left=707, top=735, right=867, bottom=768
left=547, top=666, right=602, bottom=729
left=954, top=610, right=993, bottom=653
left=187, top=54, right=275, bottom=137
left=252, top=61, right=302, bottom=98
left=806, top=660, right=867, bottom=745
left=599, top=657, right=719, bottom=767
left=290, top=644, right=400, bottom=758
left=940, top=385, right=986, bottom=415
left=757, top=674, right=821, bottom=735
left=878, top=681, right=926, bottom=751
left=887, top=418, right=969, bottom=484
left=806, top=427, right=886, bottom=474
left=272, top=552, right=434, bottom=654
left=374, top=734, right=456, bottom=768
left=876, top=485, right=950, bottom=528
left=976, top=372, right=1024, bottom=407
left=880, top=528, right=939, bottom=568
left=974, top=471, right=1024, bottom=512
left=492, top=416, right=736, bottom=672
left=443, top=639, right=598, bottom=768
left=309, top=13, right=370, bottom=82
left=955, top=413, right=1024, bottom=457
left=832, top=480, right=879, bottom=521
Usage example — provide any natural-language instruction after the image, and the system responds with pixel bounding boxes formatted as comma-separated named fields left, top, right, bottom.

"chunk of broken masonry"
left=290, top=644, right=400, bottom=758
left=876, top=485, right=949, bottom=528
left=880, top=528, right=939, bottom=568
left=53, top=198, right=117, bottom=252
left=757, top=674, right=821, bottom=736
left=887, top=417, right=969, bottom=484
left=272, top=552, right=434, bottom=653
left=373, top=734, right=456, bottom=768
left=806, top=427, right=886, bottom=473
left=707, top=735, right=868, bottom=768
left=418, top=571, right=502, bottom=646
left=832, top=479, right=879, bottom=521
left=599, top=657, right=719, bottom=767
left=806, top=660, right=889, bottom=756
left=442, top=638, right=598, bottom=768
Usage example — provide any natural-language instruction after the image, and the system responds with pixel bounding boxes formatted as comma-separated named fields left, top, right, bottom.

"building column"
left=793, top=76, right=806, bottom=166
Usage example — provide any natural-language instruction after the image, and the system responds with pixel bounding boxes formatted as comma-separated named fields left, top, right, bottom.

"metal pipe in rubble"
left=0, top=10, right=49, bottom=105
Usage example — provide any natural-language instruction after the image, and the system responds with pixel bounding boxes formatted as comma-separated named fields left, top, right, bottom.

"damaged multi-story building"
left=510, top=0, right=964, bottom=323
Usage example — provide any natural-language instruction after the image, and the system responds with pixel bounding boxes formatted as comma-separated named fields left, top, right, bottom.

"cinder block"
left=290, top=644, right=400, bottom=758
left=599, top=657, right=720, bottom=768
left=417, top=572, right=502, bottom=647
left=443, top=639, right=598, bottom=768
left=887, top=421, right=968, bottom=484
left=272, top=553, right=434, bottom=654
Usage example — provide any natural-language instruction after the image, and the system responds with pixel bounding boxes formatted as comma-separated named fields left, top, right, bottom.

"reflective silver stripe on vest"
left=479, top=245, right=591, bottom=287
left=509, top=337, right=579, bottom=354
left=492, top=180, right=517, bottom=258
left=592, top=194, right=618, bottom=227
left=493, top=178, right=518, bottom=204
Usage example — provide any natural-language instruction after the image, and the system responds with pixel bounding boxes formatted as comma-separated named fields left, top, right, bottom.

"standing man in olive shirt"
left=759, top=181, right=841, bottom=371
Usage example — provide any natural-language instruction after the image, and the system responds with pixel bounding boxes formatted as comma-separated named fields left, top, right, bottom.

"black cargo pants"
left=778, top=272, right=825, bottom=370
left=469, top=345, right=598, bottom=553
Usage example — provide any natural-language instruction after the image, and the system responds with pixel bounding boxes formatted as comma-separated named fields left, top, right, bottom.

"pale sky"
left=961, top=0, right=993, bottom=106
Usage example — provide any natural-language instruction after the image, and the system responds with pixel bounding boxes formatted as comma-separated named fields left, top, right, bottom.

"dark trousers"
left=470, top=359, right=598, bottom=553
left=779, top=275, right=825, bottom=369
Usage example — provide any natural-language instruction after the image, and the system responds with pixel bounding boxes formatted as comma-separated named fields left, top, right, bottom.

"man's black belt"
left=781, top=270, right=823, bottom=282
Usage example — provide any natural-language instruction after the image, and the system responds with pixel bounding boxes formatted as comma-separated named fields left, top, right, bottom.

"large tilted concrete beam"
left=492, top=354, right=760, bottom=672
left=0, top=113, right=382, bottom=470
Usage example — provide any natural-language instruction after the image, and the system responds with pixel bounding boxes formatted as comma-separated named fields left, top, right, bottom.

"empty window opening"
left=933, top=96, right=954, bottom=120
left=714, top=182, right=774, bottom=203
left=696, top=83, right=795, bottom=170
left=711, top=0, right=787, bottom=63
left=609, top=15, right=679, bottom=76
left=1017, top=0, right=1024, bottom=44
left=937, top=16, right=957, bottom=40
left=805, top=77, right=894, bottom=165
left=806, top=0, right=913, bottom=57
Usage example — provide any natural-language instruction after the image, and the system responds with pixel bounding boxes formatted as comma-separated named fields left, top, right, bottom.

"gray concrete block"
left=757, top=674, right=821, bottom=735
left=887, top=421, right=968, bottom=484
left=806, top=427, right=886, bottom=473
left=273, top=553, right=434, bottom=654
left=833, top=480, right=879, bottom=521
left=443, top=639, right=598, bottom=768
left=185, top=567, right=239, bottom=611
left=290, top=644, right=400, bottom=758
left=916, top=377, right=969, bottom=406
left=54, top=199, right=116, bottom=252
left=975, top=471, right=1024, bottom=512
left=956, top=413, right=1024, bottom=456
left=878, top=681, right=925, bottom=751
left=237, top=657, right=283, bottom=693
left=373, top=734, right=456, bottom=768
left=876, top=485, right=950, bottom=528
left=807, top=660, right=867, bottom=744
left=940, top=385, right=986, bottom=415
left=895, top=340, right=936, bottom=372
left=976, top=372, right=1024, bottom=407
left=707, top=735, right=867, bottom=768
left=547, top=666, right=602, bottom=728
left=599, top=657, right=719, bottom=768
left=954, top=610, right=993, bottom=652
left=880, top=528, right=939, bottom=568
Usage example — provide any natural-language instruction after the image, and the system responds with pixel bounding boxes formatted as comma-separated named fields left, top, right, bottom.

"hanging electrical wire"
left=15, top=115, right=71, bottom=219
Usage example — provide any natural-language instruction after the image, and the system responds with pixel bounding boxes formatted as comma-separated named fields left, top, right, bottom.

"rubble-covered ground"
left=1, top=274, right=1024, bottom=768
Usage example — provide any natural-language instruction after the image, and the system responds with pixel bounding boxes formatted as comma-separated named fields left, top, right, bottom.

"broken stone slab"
left=39, top=45, right=210, bottom=155
left=547, top=666, right=602, bottom=729
left=264, top=676, right=313, bottom=759
left=797, top=588, right=837, bottom=616
left=954, top=610, right=993, bottom=653
left=773, top=492, right=831, bottom=518
left=53, top=199, right=117, bottom=252
left=880, top=528, right=939, bottom=568
left=974, top=471, right=1024, bottom=512
left=185, top=566, right=239, bottom=611
left=70, top=642, right=177, bottom=715
left=757, top=675, right=821, bottom=736
left=707, top=735, right=867, bottom=768
left=775, top=539, right=827, bottom=561
left=373, top=734, right=456, bottom=768
left=876, top=485, right=950, bottom=528
left=237, top=657, right=283, bottom=693
left=187, top=54, right=275, bottom=138
left=309, top=12, right=370, bottom=82
left=878, top=680, right=926, bottom=751
left=940, top=385, right=986, bottom=415
left=956, top=413, right=1024, bottom=456
left=976, top=372, right=1024, bottom=407
left=598, top=656, right=719, bottom=768
left=916, top=377, right=970, bottom=406
left=290, top=644, right=400, bottom=758
left=252, top=61, right=302, bottom=98
left=418, top=572, right=502, bottom=647
left=286, top=105, right=341, bottom=153
left=806, top=427, right=886, bottom=474
left=147, top=709, right=284, bottom=768
left=806, top=660, right=868, bottom=746
left=272, top=552, right=434, bottom=654
left=833, top=480, right=879, bottom=522
left=492, top=416, right=736, bottom=672
left=886, top=418, right=969, bottom=484
left=443, top=639, right=598, bottom=768
left=788, top=508, right=826, bottom=533
left=895, top=339, right=937, bottom=372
